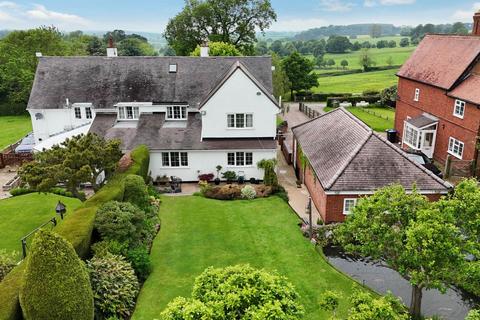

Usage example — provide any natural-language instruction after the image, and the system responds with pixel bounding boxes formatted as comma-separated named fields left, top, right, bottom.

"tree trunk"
left=409, top=284, right=423, bottom=319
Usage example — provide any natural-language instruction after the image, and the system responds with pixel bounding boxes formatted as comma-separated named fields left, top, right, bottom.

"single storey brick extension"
left=292, top=108, right=451, bottom=223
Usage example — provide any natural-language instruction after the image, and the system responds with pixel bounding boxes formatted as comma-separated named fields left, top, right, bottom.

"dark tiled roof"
left=28, top=56, right=273, bottom=110
left=448, top=74, right=480, bottom=105
left=406, top=114, right=438, bottom=129
left=292, top=108, right=451, bottom=192
left=89, top=112, right=276, bottom=151
left=397, top=34, right=480, bottom=89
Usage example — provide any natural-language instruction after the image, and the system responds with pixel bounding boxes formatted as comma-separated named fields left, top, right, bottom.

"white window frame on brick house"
left=343, top=198, right=357, bottom=215
left=448, top=137, right=464, bottom=159
left=414, top=88, right=420, bottom=102
left=453, top=99, right=465, bottom=119
left=74, top=107, right=82, bottom=119
left=227, top=152, right=253, bottom=166
left=161, top=151, right=189, bottom=167
left=227, top=113, right=253, bottom=129
left=403, top=123, right=421, bottom=149
left=166, top=106, right=187, bottom=120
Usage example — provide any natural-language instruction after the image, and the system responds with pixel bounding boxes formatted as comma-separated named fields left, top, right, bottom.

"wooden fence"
left=0, top=153, right=33, bottom=169
left=299, top=103, right=321, bottom=119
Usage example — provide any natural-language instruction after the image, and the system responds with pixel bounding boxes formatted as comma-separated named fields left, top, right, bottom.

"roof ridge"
left=371, top=132, right=453, bottom=189
left=323, top=130, right=373, bottom=190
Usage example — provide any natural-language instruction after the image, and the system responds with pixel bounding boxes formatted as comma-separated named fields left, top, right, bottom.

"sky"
left=0, top=0, right=479, bottom=33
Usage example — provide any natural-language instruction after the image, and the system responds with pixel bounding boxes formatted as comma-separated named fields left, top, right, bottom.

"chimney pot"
left=106, top=36, right=118, bottom=57
left=473, top=11, right=480, bottom=36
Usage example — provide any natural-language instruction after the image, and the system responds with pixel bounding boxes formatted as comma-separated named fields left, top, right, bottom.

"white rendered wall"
left=201, top=69, right=278, bottom=139
left=149, top=149, right=277, bottom=181
left=28, top=106, right=95, bottom=144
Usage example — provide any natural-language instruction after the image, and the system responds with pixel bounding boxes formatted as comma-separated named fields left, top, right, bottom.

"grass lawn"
left=133, top=196, right=366, bottom=320
left=0, top=115, right=32, bottom=150
left=325, top=106, right=395, bottom=132
left=0, top=193, right=82, bottom=256
left=314, top=69, right=399, bottom=94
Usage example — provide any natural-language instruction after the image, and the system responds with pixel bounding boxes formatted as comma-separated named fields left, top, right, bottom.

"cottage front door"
left=421, top=130, right=436, bottom=158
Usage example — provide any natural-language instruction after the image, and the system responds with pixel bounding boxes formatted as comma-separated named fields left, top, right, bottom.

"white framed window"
left=227, top=152, right=253, bottom=166
left=161, top=152, right=188, bottom=167
left=167, top=106, right=187, bottom=120
left=343, top=198, right=357, bottom=215
left=448, top=137, right=464, bottom=159
left=85, top=107, right=92, bottom=119
left=118, top=106, right=139, bottom=120
left=227, top=113, right=253, bottom=128
left=169, top=63, right=177, bottom=73
left=74, top=107, right=81, bottom=119
left=414, top=88, right=420, bottom=102
left=403, top=123, right=420, bottom=149
left=453, top=99, right=465, bottom=119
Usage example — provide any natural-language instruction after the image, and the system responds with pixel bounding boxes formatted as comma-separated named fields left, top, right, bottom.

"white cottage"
left=27, top=48, right=279, bottom=181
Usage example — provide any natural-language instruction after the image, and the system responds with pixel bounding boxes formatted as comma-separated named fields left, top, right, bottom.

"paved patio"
left=0, top=165, right=18, bottom=199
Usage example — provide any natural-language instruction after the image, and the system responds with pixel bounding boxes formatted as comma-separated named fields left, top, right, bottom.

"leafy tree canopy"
left=282, top=52, right=318, bottom=97
left=190, top=41, right=241, bottom=56
left=325, top=35, right=352, bottom=53
left=165, top=0, right=277, bottom=55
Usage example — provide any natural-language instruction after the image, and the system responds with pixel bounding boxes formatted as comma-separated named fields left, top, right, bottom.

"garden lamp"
left=56, top=201, right=66, bottom=219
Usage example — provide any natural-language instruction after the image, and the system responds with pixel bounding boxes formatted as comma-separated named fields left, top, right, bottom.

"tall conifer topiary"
left=19, top=230, right=94, bottom=320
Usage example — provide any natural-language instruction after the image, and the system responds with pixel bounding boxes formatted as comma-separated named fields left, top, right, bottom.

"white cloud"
left=0, top=10, right=16, bottom=21
left=0, top=1, right=17, bottom=9
left=271, top=18, right=328, bottom=31
left=319, top=0, right=354, bottom=12
left=364, top=0, right=415, bottom=6
left=25, top=4, right=89, bottom=26
left=363, top=0, right=376, bottom=7
left=453, top=3, right=480, bottom=21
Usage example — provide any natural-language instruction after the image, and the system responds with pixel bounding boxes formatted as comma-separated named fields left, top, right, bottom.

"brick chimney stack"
left=474, top=11, right=480, bottom=36
left=106, top=36, right=118, bottom=57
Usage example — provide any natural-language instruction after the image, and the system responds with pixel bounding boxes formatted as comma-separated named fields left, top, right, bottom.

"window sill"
left=453, top=113, right=464, bottom=119
left=226, top=128, right=255, bottom=130
left=226, top=165, right=255, bottom=168
left=447, top=150, right=463, bottom=160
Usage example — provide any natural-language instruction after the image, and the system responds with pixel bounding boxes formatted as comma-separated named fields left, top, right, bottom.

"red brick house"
left=292, top=108, right=451, bottom=223
left=395, top=12, right=480, bottom=174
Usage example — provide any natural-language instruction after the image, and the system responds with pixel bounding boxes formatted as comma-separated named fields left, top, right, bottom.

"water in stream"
left=323, top=246, right=479, bottom=320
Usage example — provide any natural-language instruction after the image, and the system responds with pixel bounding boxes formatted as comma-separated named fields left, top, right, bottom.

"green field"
left=0, top=193, right=81, bottom=257
left=313, top=46, right=415, bottom=74
left=0, top=116, right=32, bottom=150
left=315, top=68, right=399, bottom=94
left=325, top=106, right=395, bottom=132
left=133, top=196, right=366, bottom=319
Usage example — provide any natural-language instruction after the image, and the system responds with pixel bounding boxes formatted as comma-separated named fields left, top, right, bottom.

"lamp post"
left=56, top=201, right=66, bottom=220
left=306, top=196, right=313, bottom=239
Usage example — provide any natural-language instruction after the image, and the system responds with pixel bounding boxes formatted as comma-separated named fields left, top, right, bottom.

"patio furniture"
left=356, top=101, right=370, bottom=107
left=170, top=176, right=182, bottom=193
left=339, top=101, right=352, bottom=108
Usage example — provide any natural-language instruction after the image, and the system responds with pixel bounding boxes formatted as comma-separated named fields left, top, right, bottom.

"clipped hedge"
left=0, top=145, right=150, bottom=320
left=294, top=92, right=353, bottom=102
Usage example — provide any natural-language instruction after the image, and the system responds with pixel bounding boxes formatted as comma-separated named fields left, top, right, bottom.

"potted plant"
left=249, top=177, right=256, bottom=184
left=198, top=173, right=215, bottom=182
left=215, top=165, right=222, bottom=185
left=157, top=175, right=170, bottom=186
left=222, top=171, right=237, bottom=184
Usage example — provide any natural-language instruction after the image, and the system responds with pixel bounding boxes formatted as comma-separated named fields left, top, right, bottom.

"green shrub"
left=19, top=230, right=94, bottom=320
left=87, top=254, right=139, bottom=319
left=161, top=264, right=304, bottom=319
left=466, top=310, right=480, bottom=320
left=273, top=185, right=289, bottom=203
left=128, top=145, right=150, bottom=180
left=0, top=250, right=18, bottom=282
left=91, top=240, right=128, bottom=257
left=123, top=174, right=150, bottom=210
left=95, top=201, right=146, bottom=245
left=49, top=187, right=74, bottom=198
left=221, top=170, right=237, bottom=182
left=9, top=188, right=34, bottom=197
left=241, top=185, right=256, bottom=199
left=257, top=159, right=278, bottom=186
left=126, top=246, right=151, bottom=282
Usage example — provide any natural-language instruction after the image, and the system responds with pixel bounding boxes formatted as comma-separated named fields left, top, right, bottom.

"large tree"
left=325, top=35, right=352, bottom=53
left=336, top=185, right=464, bottom=319
left=190, top=41, right=240, bottom=56
left=282, top=52, right=318, bottom=98
left=19, top=133, right=122, bottom=197
left=165, top=0, right=276, bottom=55
left=271, top=53, right=290, bottom=98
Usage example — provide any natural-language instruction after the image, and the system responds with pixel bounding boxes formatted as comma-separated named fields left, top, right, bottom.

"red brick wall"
left=395, top=78, right=480, bottom=163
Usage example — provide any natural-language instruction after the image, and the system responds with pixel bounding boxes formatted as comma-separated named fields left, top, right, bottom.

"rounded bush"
left=94, top=201, right=146, bottom=244
left=241, top=185, right=256, bottom=199
left=0, top=249, right=18, bottom=281
left=87, top=254, right=139, bottom=319
left=123, top=174, right=149, bottom=210
left=19, top=230, right=94, bottom=320
left=91, top=239, right=128, bottom=257
left=126, top=246, right=151, bottom=282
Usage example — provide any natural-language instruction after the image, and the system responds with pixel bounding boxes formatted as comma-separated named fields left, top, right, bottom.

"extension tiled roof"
left=397, top=34, right=480, bottom=89
left=291, top=108, right=451, bottom=193
left=448, top=74, right=480, bottom=105
left=89, top=112, right=276, bottom=151
left=27, top=56, right=273, bottom=110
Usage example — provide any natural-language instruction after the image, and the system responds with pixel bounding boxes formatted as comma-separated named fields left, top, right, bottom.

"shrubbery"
left=126, top=246, right=152, bottom=282
left=91, top=240, right=128, bottom=257
left=161, top=265, right=304, bottom=319
left=0, top=250, right=17, bottom=282
left=123, top=174, right=150, bottom=211
left=87, top=254, right=139, bottom=319
left=19, top=230, right=94, bottom=320
left=241, top=185, right=256, bottom=199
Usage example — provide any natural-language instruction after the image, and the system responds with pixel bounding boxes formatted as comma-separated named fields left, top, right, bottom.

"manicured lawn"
left=314, top=69, right=399, bottom=94
left=0, top=193, right=82, bottom=257
left=325, top=106, right=395, bottom=132
left=133, top=196, right=366, bottom=320
left=0, top=116, right=32, bottom=150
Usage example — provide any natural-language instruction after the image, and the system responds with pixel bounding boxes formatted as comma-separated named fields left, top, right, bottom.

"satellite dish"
left=35, top=113, right=43, bottom=120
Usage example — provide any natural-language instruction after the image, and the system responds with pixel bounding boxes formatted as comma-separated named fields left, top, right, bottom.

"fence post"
left=444, top=155, right=452, bottom=179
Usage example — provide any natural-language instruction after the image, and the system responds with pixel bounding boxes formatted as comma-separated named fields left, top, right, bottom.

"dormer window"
left=74, top=107, right=81, bottom=119
left=167, top=106, right=187, bottom=120
left=169, top=64, right=177, bottom=73
left=118, top=106, right=139, bottom=120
